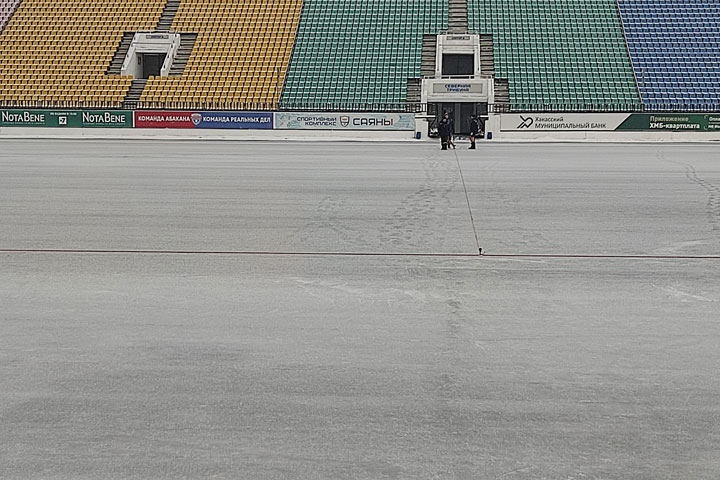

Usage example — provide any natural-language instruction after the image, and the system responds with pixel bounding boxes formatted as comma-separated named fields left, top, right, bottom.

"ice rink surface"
left=1, top=140, right=719, bottom=479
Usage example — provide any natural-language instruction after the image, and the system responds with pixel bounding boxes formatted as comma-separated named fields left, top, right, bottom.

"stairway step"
left=155, top=0, right=181, bottom=32
left=168, top=33, right=198, bottom=76
left=447, top=0, right=468, bottom=33
left=106, top=32, right=136, bottom=75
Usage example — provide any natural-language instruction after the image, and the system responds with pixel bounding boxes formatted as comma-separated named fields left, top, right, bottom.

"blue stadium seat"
left=618, top=0, right=720, bottom=111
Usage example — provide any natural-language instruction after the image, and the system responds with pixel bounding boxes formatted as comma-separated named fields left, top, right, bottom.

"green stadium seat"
left=468, top=0, right=641, bottom=110
left=281, top=0, right=447, bottom=110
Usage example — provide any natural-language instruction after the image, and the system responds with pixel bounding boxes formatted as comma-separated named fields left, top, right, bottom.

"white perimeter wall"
left=2, top=114, right=720, bottom=143
left=0, top=127, right=419, bottom=141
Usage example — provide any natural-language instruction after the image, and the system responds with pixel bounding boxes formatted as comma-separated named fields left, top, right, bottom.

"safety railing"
left=490, top=103, right=720, bottom=114
left=1, top=99, right=718, bottom=114
left=0, top=99, right=431, bottom=113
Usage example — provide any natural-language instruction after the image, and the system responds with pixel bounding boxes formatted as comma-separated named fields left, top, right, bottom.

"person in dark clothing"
left=468, top=114, right=480, bottom=149
left=447, top=111, right=456, bottom=149
left=438, top=116, right=451, bottom=150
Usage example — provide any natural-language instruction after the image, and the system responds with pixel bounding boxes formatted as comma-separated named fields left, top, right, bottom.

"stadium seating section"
left=0, top=0, right=163, bottom=107
left=468, top=0, right=641, bottom=109
left=618, top=0, right=720, bottom=111
left=1, top=0, right=21, bottom=32
left=1, top=0, right=719, bottom=112
left=139, top=0, right=302, bottom=109
left=280, top=0, right=447, bottom=110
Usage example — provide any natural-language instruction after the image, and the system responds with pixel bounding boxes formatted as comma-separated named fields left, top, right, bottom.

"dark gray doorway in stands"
left=442, top=54, right=474, bottom=76
left=141, top=53, right=166, bottom=79
left=433, top=102, right=487, bottom=136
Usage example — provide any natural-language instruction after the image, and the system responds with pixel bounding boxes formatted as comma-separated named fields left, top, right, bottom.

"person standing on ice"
left=438, top=114, right=451, bottom=150
left=468, top=114, right=480, bottom=149
left=447, top=111, right=456, bottom=149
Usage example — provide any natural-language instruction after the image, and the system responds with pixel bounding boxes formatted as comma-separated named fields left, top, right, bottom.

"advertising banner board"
left=134, top=111, right=273, bottom=129
left=0, top=110, right=56, bottom=126
left=274, top=112, right=415, bottom=130
left=1, top=110, right=133, bottom=127
left=134, top=111, right=195, bottom=128
left=501, top=113, right=720, bottom=132
left=616, top=114, right=720, bottom=131
left=500, top=113, right=631, bottom=131
left=80, top=110, right=134, bottom=128
left=194, top=112, right=273, bottom=129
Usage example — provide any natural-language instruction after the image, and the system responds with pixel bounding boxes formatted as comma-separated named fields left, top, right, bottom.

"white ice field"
left=1, top=140, right=719, bottom=479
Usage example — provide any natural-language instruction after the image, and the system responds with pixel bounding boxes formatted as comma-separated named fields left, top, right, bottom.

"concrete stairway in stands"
left=169, top=33, right=197, bottom=76
left=156, top=0, right=180, bottom=32
left=448, top=0, right=468, bottom=34
left=478, top=34, right=511, bottom=108
left=123, top=78, right=147, bottom=108
left=106, top=32, right=135, bottom=75
left=494, top=78, right=510, bottom=107
left=405, top=34, right=439, bottom=103
left=479, top=34, right=495, bottom=77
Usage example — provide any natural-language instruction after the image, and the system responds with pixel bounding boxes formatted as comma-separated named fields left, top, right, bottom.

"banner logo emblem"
left=518, top=115, right=534, bottom=129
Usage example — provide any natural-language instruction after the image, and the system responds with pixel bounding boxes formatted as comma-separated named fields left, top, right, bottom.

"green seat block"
left=468, top=0, right=640, bottom=109
left=282, top=0, right=448, bottom=109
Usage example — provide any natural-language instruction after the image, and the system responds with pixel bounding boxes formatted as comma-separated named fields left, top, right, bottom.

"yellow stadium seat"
left=0, top=0, right=164, bottom=106
left=1, top=0, right=301, bottom=108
